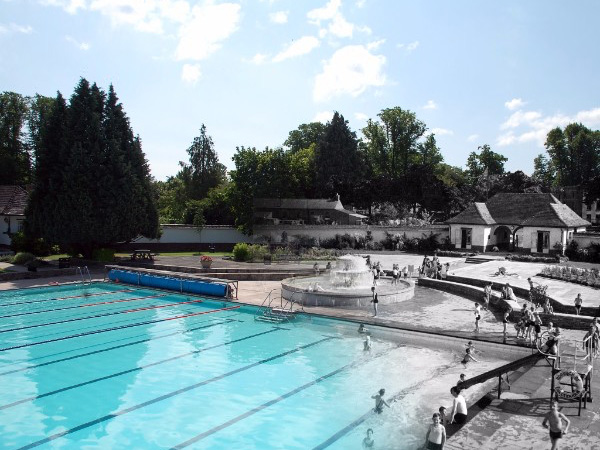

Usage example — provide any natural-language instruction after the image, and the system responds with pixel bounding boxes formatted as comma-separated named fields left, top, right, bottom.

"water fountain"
left=281, top=255, right=415, bottom=307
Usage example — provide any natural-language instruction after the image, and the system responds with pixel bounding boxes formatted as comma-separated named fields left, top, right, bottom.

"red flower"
left=201, top=255, right=212, bottom=262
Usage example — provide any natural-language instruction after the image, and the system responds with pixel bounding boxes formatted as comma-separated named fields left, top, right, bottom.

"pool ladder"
left=255, top=289, right=302, bottom=324
left=76, top=266, right=92, bottom=285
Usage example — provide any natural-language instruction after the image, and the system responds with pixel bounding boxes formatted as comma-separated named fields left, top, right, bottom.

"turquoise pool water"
left=0, top=282, right=510, bottom=449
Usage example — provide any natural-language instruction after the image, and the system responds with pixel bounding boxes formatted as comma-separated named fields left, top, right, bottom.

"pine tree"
left=26, top=79, right=159, bottom=257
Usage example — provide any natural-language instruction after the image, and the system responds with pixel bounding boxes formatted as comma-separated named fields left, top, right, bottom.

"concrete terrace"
left=1, top=253, right=599, bottom=449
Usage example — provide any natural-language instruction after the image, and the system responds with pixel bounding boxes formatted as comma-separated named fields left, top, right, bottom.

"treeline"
left=159, top=108, right=599, bottom=233
left=2, top=85, right=599, bottom=250
left=1, top=80, right=158, bottom=257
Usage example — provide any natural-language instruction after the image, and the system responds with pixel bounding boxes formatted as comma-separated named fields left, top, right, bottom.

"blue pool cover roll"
left=107, top=269, right=227, bottom=298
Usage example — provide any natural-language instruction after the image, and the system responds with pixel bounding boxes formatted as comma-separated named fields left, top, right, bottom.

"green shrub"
left=233, top=243, right=250, bottom=261
left=247, top=244, right=269, bottom=261
left=12, top=252, right=36, bottom=265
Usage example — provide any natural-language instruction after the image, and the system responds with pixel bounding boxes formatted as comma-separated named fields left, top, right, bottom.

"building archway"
left=493, top=225, right=512, bottom=251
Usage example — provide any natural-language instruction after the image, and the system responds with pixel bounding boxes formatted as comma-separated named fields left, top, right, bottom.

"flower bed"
left=539, top=265, right=600, bottom=288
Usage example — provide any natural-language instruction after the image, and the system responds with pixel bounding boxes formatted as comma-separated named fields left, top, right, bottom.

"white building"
left=446, top=193, right=590, bottom=254
left=0, top=186, right=28, bottom=248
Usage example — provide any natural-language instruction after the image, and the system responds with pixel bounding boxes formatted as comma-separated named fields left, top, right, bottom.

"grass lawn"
left=114, top=251, right=233, bottom=257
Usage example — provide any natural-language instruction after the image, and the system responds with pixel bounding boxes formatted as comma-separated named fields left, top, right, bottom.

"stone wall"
left=418, top=277, right=598, bottom=330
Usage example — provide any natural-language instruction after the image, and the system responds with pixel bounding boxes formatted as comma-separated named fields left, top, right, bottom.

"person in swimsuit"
left=483, top=283, right=492, bottom=310
left=457, top=373, right=466, bottom=386
left=358, top=324, right=368, bottom=334
left=371, top=292, right=379, bottom=317
left=532, top=311, right=543, bottom=346
left=503, top=306, right=512, bottom=341
left=574, top=293, right=583, bottom=315
left=461, top=348, right=478, bottom=366
left=473, top=303, right=481, bottom=333
left=372, top=388, right=390, bottom=414
left=449, top=386, right=468, bottom=425
left=364, top=335, right=372, bottom=351
left=542, top=401, right=570, bottom=450
left=438, top=406, right=447, bottom=426
left=362, top=428, right=374, bottom=449
left=424, top=412, right=446, bottom=450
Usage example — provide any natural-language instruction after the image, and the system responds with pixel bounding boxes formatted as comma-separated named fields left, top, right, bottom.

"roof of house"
left=0, top=186, right=28, bottom=216
left=447, top=192, right=590, bottom=228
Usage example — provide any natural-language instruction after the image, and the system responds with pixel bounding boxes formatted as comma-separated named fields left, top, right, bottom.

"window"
left=17, top=220, right=24, bottom=232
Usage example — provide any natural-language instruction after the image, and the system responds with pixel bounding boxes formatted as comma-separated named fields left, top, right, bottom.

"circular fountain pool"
left=282, top=255, right=415, bottom=307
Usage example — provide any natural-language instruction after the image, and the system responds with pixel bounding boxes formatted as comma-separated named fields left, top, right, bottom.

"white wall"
left=255, top=224, right=449, bottom=245
left=0, top=215, right=24, bottom=247
left=134, top=225, right=252, bottom=244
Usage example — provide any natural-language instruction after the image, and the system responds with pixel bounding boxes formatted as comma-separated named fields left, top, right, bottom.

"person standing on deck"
left=542, top=401, right=570, bottom=450
left=574, top=293, right=583, bottom=315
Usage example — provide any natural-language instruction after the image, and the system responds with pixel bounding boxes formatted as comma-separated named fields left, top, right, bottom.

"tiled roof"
left=446, top=203, right=495, bottom=225
left=0, top=186, right=28, bottom=216
left=254, top=198, right=343, bottom=210
left=447, top=193, right=590, bottom=228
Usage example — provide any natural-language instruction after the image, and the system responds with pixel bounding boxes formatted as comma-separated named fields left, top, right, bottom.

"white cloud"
left=269, top=11, right=288, bottom=24
left=467, top=134, right=479, bottom=142
left=366, top=39, right=384, bottom=50
left=398, top=41, right=419, bottom=52
left=313, top=110, right=333, bottom=123
left=181, top=63, right=201, bottom=84
left=354, top=112, right=368, bottom=121
left=328, top=13, right=353, bottom=38
left=504, top=98, right=525, bottom=110
left=423, top=100, right=437, bottom=110
left=497, top=132, right=516, bottom=147
left=65, top=35, right=90, bottom=50
left=575, top=108, right=600, bottom=125
left=431, top=128, right=453, bottom=136
left=273, top=36, right=319, bottom=62
left=500, top=110, right=542, bottom=130
left=355, top=0, right=366, bottom=7
left=41, top=0, right=85, bottom=15
left=307, top=0, right=340, bottom=24
left=497, top=106, right=600, bottom=147
left=0, top=22, right=33, bottom=34
left=313, top=44, right=386, bottom=102
left=248, top=53, right=268, bottom=65
left=175, top=2, right=241, bottom=61
left=307, top=0, right=369, bottom=40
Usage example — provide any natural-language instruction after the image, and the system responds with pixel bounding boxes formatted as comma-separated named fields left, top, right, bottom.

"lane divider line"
left=0, top=327, right=284, bottom=411
left=0, top=315, right=240, bottom=377
left=16, top=335, right=335, bottom=450
left=0, top=305, right=241, bottom=352
left=0, top=289, right=135, bottom=308
left=0, top=296, right=206, bottom=334
left=172, top=346, right=396, bottom=449
left=0, top=293, right=180, bottom=319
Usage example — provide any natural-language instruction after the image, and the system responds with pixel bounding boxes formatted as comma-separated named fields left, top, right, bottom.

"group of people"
left=420, top=255, right=450, bottom=280
left=390, top=264, right=409, bottom=284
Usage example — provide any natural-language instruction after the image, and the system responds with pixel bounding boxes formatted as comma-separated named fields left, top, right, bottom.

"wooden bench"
left=58, top=257, right=71, bottom=268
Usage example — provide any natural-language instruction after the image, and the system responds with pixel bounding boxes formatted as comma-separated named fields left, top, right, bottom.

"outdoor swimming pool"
left=0, top=282, right=519, bottom=449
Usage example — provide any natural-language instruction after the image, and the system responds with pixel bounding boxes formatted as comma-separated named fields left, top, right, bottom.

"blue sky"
left=2, top=0, right=599, bottom=181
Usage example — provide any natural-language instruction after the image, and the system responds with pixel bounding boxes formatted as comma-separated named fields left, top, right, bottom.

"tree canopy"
left=25, top=79, right=159, bottom=257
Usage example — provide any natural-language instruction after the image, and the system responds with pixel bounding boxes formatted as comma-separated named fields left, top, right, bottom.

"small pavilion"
left=446, top=193, right=590, bottom=254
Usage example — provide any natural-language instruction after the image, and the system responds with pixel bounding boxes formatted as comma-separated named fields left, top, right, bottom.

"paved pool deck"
left=1, top=255, right=599, bottom=449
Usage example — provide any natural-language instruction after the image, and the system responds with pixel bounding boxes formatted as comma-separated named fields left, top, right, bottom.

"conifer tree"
left=26, top=79, right=158, bottom=257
